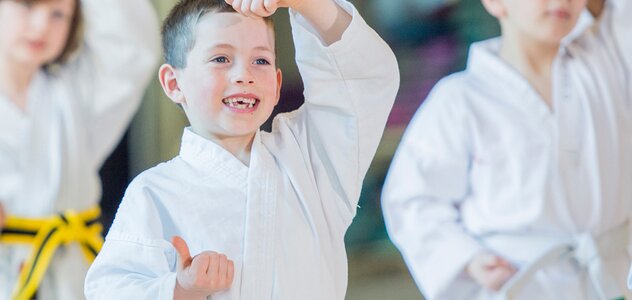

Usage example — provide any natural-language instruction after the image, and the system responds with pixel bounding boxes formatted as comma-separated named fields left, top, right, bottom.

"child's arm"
left=225, top=0, right=351, bottom=45
left=381, top=79, right=489, bottom=299
left=226, top=0, right=399, bottom=228
left=63, top=0, right=160, bottom=166
left=606, top=0, right=632, bottom=70
left=85, top=188, right=178, bottom=299
left=587, top=0, right=605, bottom=17
left=466, top=253, right=517, bottom=291
left=0, top=202, right=5, bottom=228
left=85, top=180, right=228, bottom=299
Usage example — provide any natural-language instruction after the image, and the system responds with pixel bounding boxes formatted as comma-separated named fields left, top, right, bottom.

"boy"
left=84, top=0, right=399, bottom=299
left=382, top=0, right=631, bottom=299
left=0, top=0, right=159, bottom=299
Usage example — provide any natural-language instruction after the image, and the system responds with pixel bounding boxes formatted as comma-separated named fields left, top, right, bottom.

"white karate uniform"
left=84, top=2, right=399, bottom=299
left=0, top=0, right=160, bottom=298
left=382, top=1, right=631, bottom=299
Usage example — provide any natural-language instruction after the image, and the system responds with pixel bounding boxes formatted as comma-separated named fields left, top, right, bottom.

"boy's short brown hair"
left=162, top=0, right=274, bottom=69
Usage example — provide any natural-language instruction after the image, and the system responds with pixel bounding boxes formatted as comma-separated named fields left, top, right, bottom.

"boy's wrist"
left=286, top=0, right=308, bottom=13
left=173, top=280, right=208, bottom=300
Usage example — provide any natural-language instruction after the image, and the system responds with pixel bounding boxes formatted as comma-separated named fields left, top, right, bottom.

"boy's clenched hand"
left=224, top=0, right=305, bottom=17
left=172, top=236, right=234, bottom=300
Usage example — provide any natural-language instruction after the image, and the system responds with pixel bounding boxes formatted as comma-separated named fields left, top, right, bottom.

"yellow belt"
left=0, top=206, right=104, bottom=300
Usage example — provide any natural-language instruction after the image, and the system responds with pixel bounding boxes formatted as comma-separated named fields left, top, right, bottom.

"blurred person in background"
left=0, top=0, right=160, bottom=298
left=383, top=0, right=631, bottom=299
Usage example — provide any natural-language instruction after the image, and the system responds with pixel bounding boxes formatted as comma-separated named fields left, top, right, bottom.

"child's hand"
left=172, top=236, right=234, bottom=300
left=0, top=202, right=5, bottom=228
left=466, top=252, right=517, bottom=291
left=224, top=0, right=305, bottom=17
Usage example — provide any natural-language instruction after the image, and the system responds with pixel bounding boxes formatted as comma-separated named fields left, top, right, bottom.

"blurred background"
left=99, top=0, right=499, bottom=299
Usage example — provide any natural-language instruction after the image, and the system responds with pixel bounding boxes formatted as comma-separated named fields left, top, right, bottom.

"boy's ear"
left=159, top=64, right=186, bottom=105
left=481, top=0, right=506, bottom=18
left=274, top=68, right=282, bottom=106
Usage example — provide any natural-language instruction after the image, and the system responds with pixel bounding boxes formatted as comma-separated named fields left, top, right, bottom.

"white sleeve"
left=606, top=0, right=632, bottom=71
left=381, top=80, right=485, bottom=300
left=273, top=0, right=399, bottom=225
left=64, top=0, right=161, bottom=166
left=84, top=237, right=177, bottom=300
left=84, top=182, right=178, bottom=300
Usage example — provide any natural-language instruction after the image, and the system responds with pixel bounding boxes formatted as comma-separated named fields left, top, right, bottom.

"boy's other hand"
left=224, top=0, right=305, bottom=17
left=172, top=236, right=234, bottom=300
left=466, top=252, right=517, bottom=292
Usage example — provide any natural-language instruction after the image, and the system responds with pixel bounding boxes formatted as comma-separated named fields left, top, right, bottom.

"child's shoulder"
left=425, top=38, right=511, bottom=106
left=123, top=157, right=189, bottom=201
left=110, top=157, right=190, bottom=237
left=425, top=71, right=479, bottom=106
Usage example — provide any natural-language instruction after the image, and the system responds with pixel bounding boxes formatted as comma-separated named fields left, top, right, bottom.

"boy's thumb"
left=172, top=236, right=192, bottom=268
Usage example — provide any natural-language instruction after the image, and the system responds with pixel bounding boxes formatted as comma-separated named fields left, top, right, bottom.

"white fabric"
left=84, top=2, right=400, bottom=299
left=492, top=223, right=629, bottom=300
left=0, top=0, right=160, bottom=299
left=382, top=1, right=632, bottom=299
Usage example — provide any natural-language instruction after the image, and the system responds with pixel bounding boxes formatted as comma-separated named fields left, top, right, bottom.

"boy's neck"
left=499, top=30, right=558, bottom=78
left=192, top=127, right=255, bottom=166
left=0, top=55, right=38, bottom=111
left=224, top=136, right=254, bottom=166
left=498, top=30, right=559, bottom=109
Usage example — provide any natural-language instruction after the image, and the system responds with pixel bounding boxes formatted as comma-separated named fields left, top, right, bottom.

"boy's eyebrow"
left=206, top=44, right=275, bottom=54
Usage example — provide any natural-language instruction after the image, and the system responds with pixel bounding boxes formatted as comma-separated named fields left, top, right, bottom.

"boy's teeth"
left=223, top=97, right=257, bottom=109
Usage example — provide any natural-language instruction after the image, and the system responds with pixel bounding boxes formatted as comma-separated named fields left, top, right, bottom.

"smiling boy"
left=84, top=0, right=399, bottom=299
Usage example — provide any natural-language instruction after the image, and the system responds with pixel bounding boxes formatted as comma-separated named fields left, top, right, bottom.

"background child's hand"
left=224, top=0, right=305, bottom=17
left=466, top=252, right=517, bottom=291
left=0, top=202, right=5, bottom=228
left=172, top=236, right=234, bottom=300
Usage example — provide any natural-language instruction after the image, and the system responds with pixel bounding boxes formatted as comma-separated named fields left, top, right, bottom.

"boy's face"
left=165, top=12, right=281, bottom=143
left=0, top=0, right=75, bottom=68
left=485, top=0, right=586, bottom=43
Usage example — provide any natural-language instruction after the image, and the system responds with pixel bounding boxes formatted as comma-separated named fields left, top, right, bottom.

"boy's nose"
left=235, top=78, right=255, bottom=84
left=231, top=64, right=255, bottom=85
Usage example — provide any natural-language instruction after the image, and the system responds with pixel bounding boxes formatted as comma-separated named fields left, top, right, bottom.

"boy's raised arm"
left=225, top=0, right=351, bottom=45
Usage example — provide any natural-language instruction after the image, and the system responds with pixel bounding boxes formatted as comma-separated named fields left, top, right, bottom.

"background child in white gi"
left=382, top=0, right=631, bottom=299
left=0, top=0, right=159, bottom=299
left=84, top=0, right=399, bottom=298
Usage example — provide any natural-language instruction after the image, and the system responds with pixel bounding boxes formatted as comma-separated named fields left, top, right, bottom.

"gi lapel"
left=240, top=131, right=278, bottom=299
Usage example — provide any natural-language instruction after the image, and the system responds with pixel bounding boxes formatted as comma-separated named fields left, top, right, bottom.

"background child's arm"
left=587, top=0, right=605, bottom=17
left=63, top=0, right=160, bottom=166
left=606, top=0, right=632, bottom=71
left=0, top=202, right=5, bottom=228
left=381, top=79, right=487, bottom=299
left=466, top=253, right=517, bottom=291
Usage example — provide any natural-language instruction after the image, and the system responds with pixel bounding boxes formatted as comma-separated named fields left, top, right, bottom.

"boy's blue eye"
left=255, top=58, right=271, bottom=65
left=211, top=56, right=229, bottom=63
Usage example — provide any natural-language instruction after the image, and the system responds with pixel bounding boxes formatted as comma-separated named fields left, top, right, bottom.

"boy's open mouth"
left=222, top=97, right=259, bottom=110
